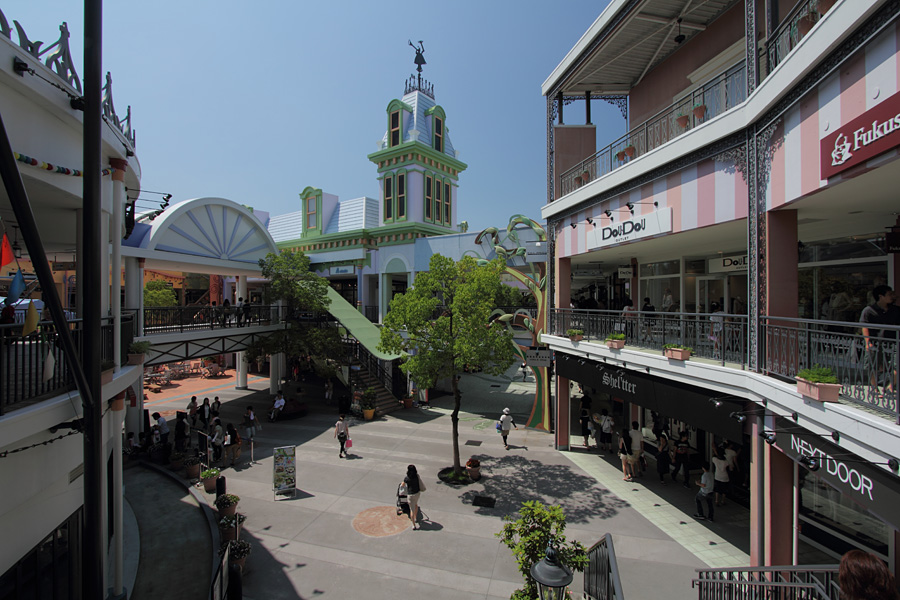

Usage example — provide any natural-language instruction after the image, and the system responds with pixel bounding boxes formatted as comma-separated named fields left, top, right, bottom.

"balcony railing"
left=141, top=305, right=284, bottom=335
left=584, top=534, right=625, bottom=600
left=549, top=308, right=900, bottom=424
left=765, top=0, right=825, bottom=77
left=0, top=315, right=133, bottom=415
left=693, top=565, right=840, bottom=600
left=559, top=61, right=747, bottom=197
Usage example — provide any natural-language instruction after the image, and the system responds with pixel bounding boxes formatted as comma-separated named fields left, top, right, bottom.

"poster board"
left=273, top=445, right=296, bottom=499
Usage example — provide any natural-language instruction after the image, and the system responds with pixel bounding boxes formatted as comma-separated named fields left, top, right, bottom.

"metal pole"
left=83, top=0, right=105, bottom=597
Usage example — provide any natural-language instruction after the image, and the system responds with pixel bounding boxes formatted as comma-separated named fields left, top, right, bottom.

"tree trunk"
left=451, top=374, right=462, bottom=475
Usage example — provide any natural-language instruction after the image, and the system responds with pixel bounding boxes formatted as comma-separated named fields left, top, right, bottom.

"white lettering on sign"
left=791, top=435, right=874, bottom=501
left=602, top=371, right=637, bottom=395
left=851, top=117, right=900, bottom=154
left=587, top=208, right=673, bottom=250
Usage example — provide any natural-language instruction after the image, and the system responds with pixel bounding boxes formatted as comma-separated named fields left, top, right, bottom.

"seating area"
left=143, top=360, right=228, bottom=391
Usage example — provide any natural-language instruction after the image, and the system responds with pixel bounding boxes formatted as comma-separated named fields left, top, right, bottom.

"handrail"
left=558, top=60, right=747, bottom=198
left=584, top=533, right=625, bottom=600
left=766, top=0, right=823, bottom=76
left=141, top=305, right=284, bottom=335
left=693, top=564, right=840, bottom=600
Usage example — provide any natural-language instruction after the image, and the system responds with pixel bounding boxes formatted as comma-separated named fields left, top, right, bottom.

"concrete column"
left=125, top=381, right=143, bottom=440
left=765, top=210, right=798, bottom=318
left=765, top=445, right=795, bottom=566
left=110, top=160, right=127, bottom=370
left=101, top=179, right=111, bottom=317
left=750, top=416, right=765, bottom=565
left=356, top=267, right=364, bottom=313
left=555, top=376, right=570, bottom=450
left=407, top=270, right=416, bottom=289
left=270, top=352, right=283, bottom=395
left=555, top=256, right=571, bottom=308
left=124, top=257, right=141, bottom=333
left=110, top=393, right=126, bottom=597
left=379, top=273, right=390, bottom=322
left=236, top=276, right=248, bottom=389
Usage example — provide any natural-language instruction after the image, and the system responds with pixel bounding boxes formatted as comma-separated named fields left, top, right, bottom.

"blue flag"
left=6, top=269, right=24, bottom=302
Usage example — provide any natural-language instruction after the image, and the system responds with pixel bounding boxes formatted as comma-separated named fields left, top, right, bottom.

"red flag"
left=0, top=234, right=12, bottom=267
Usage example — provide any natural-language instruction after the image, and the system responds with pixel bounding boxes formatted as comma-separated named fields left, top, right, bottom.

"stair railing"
left=584, top=534, right=625, bottom=600
left=693, top=565, right=840, bottom=600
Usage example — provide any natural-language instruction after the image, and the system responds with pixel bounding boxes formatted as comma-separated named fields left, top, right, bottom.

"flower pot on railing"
left=606, top=339, right=625, bottom=350
left=692, top=105, right=707, bottom=120
left=581, top=171, right=591, bottom=183
left=796, top=377, right=840, bottom=402
left=798, top=13, right=816, bottom=37
left=676, top=114, right=689, bottom=128
left=616, top=151, right=627, bottom=162
left=663, top=346, right=692, bottom=361
left=623, top=145, right=635, bottom=158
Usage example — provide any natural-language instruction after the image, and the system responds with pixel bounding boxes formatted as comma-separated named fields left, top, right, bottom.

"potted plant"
left=101, top=359, right=115, bottom=385
left=796, top=365, right=841, bottom=402
left=692, top=104, right=707, bottom=119
left=402, top=392, right=415, bottom=409
left=566, top=328, right=584, bottom=342
left=663, top=343, right=692, bottom=361
left=361, top=388, right=377, bottom=420
left=624, top=145, right=635, bottom=158
left=148, top=443, right=169, bottom=465
left=168, top=451, right=185, bottom=471
left=616, top=150, right=627, bottom=162
left=466, top=457, right=481, bottom=481
left=214, top=493, right=241, bottom=517
left=675, top=112, right=690, bottom=128
left=184, top=455, right=201, bottom=479
left=219, top=513, right=246, bottom=542
left=221, top=539, right=252, bottom=570
left=127, top=340, right=152, bottom=365
left=201, top=467, right=220, bottom=493
left=605, top=332, right=626, bottom=350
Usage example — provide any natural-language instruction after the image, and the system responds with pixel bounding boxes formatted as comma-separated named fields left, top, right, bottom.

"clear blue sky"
left=9, top=1, right=622, bottom=232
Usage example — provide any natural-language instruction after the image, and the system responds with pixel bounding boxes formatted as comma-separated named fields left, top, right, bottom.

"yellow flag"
left=22, top=300, right=38, bottom=336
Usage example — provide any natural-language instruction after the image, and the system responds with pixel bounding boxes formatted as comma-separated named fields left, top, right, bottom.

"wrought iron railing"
left=549, top=308, right=749, bottom=367
left=693, top=565, right=840, bottom=600
left=0, top=314, right=132, bottom=415
left=766, top=0, right=825, bottom=77
left=345, top=340, right=401, bottom=399
left=141, top=305, right=284, bottom=335
left=584, top=534, right=625, bottom=600
left=762, top=316, right=900, bottom=422
left=558, top=61, right=747, bottom=197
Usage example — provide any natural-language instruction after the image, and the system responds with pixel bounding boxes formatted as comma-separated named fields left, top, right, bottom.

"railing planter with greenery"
left=615, top=150, right=626, bottom=162
left=623, top=145, right=635, bottom=158
left=466, top=457, right=481, bottom=481
left=221, top=539, right=252, bottom=571
left=795, top=365, right=840, bottom=403
left=692, top=104, right=707, bottom=119
left=201, top=468, right=220, bottom=493
left=214, top=493, right=240, bottom=517
left=127, top=340, right=152, bottom=365
left=184, top=455, right=201, bottom=479
left=663, top=344, right=692, bottom=361
left=168, top=451, right=185, bottom=471
left=219, top=513, right=246, bottom=542
left=605, top=332, right=625, bottom=350
left=566, top=329, right=584, bottom=342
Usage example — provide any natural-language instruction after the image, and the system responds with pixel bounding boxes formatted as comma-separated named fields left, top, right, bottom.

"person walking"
left=404, top=465, right=426, bottom=529
left=242, top=405, right=258, bottom=443
left=656, top=432, right=671, bottom=485
left=499, top=408, right=518, bottom=450
left=617, top=428, right=634, bottom=481
left=597, top=409, right=614, bottom=452
left=579, top=408, right=593, bottom=448
left=671, top=431, right=691, bottom=487
left=235, top=297, right=244, bottom=327
left=199, top=398, right=211, bottom=429
left=693, top=462, right=715, bottom=521
left=186, top=396, right=199, bottom=430
left=210, top=418, right=224, bottom=464
left=629, top=421, right=644, bottom=477
left=711, top=445, right=731, bottom=506
left=224, top=423, right=242, bottom=467
left=211, top=396, right=222, bottom=418
left=221, top=299, right=232, bottom=328
left=174, top=413, right=188, bottom=452
left=334, top=414, right=350, bottom=458
left=152, top=412, right=170, bottom=445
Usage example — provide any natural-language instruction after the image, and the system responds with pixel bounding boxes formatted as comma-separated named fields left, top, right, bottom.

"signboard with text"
left=586, top=208, right=673, bottom=250
left=821, top=89, right=900, bottom=179
left=524, top=347, right=552, bottom=368
left=708, top=255, right=748, bottom=273
left=273, top=445, right=296, bottom=498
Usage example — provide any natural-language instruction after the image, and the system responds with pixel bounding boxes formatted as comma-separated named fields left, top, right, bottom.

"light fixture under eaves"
left=674, top=18, right=686, bottom=44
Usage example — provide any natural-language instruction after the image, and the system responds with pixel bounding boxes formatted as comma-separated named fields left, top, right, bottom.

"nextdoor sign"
left=821, top=88, right=900, bottom=179
left=586, top=208, right=672, bottom=250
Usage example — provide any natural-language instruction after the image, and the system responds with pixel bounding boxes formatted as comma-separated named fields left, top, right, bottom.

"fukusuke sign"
left=821, top=89, right=900, bottom=179
left=587, top=208, right=673, bottom=250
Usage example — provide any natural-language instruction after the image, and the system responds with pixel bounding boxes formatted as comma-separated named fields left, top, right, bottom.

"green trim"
left=300, top=186, right=323, bottom=200
left=386, top=99, right=413, bottom=114
left=367, top=141, right=467, bottom=172
left=299, top=187, right=322, bottom=235
left=424, top=105, right=446, bottom=119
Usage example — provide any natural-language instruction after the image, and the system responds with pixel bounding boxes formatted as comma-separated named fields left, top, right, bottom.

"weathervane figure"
left=409, top=40, right=426, bottom=72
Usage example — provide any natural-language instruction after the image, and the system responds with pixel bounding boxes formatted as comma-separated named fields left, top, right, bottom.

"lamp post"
left=530, top=546, right=573, bottom=600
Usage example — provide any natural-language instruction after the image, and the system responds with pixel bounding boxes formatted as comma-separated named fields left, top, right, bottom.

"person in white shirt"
left=694, top=462, right=715, bottom=521
left=499, top=408, right=518, bottom=450
left=269, top=391, right=286, bottom=422
left=628, top=421, right=644, bottom=476
left=596, top=409, right=614, bottom=453
left=711, top=446, right=731, bottom=506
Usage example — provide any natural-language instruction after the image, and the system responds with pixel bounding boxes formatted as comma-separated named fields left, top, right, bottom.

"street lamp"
left=530, top=546, right=573, bottom=600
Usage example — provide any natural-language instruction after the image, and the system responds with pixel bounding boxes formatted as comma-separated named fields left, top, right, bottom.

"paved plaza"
left=124, top=364, right=750, bottom=599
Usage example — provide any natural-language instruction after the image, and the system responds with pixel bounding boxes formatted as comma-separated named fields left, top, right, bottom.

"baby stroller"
left=396, top=483, right=410, bottom=516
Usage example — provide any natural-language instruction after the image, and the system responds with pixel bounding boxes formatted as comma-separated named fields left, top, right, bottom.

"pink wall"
left=554, top=125, right=597, bottom=200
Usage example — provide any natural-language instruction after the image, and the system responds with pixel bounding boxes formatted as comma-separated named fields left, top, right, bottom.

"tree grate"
left=472, top=496, right=496, bottom=508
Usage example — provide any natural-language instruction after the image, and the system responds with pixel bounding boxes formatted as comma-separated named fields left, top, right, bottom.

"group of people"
left=181, top=395, right=258, bottom=466
left=210, top=296, right=253, bottom=328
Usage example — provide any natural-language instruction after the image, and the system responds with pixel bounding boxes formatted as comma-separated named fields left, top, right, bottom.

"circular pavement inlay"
left=352, top=506, right=412, bottom=537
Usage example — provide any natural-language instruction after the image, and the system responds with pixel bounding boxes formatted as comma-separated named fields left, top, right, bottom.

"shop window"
left=305, top=196, right=316, bottom=229
left=384, top=175, right=393, bottom=222
left=0, top=508, right=81, bottom=599
left=390, top=110, right=401, bottom=147
left=397, top=172, right=406, bottom=219
left=443, top=182, right=451, bottom=225
left=640, top=259, right=681, bottom=277
left=424, top=175, right=433, bottom=221
left=433, top=116, right=443, bottom=152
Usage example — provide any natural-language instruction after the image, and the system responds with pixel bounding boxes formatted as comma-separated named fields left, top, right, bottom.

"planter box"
left=606, top=339, right=625, bottom=350
left=664, top=348, right=691, bottom=361
left=616, top=151, right=626, bottom=162
left=202, top=476, right=217, bottom=493
left=185, top=463, right=201, bottom=479
left=101, top=369, right=114, bottom=385
left=402, top=398, right=414, bottom=409
left=692, top=105, right=707, bottom=119
left=796, top=377, right=841, bottom=402
left=219, top=503, right=238, bottom=518
left=568, top=335, right=583, bottom=342
left=127, top=353, right=145, bottom=366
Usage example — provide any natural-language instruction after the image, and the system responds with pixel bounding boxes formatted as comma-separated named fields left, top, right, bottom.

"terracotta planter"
left=798, top=14, right=816, bottom=37
left=402, top=398, right=414, bottom=409
left=219, top=503, right=238, bottom=518
left=466, top=466, right=481, bottom=481
left=101, top=369, right=114, bottom=385
left=569, top=335, right=583, bottom=342
left=363, top=408, right=376, bottom=421
left=624, top=145, right=635, bottom=158
left=606, top=339, right=625, bottom=350
left=796, top=377, right=841, bottom=402
left=692, top=105, right=707, bottom=120
left=676, top=114, right=689, bottom=128
left=581, top=171, right=591, bottom=183
left=231, top=556, right=247, bottom=571
left=202, top=476, right=217, bottom=493
left=616, top=151, right=626, bottom=162
left=664, top=347, right=691, bottom=361
left=574, top=176, right=583, bottom=187
left=169, top=458, right=184, bottom=471
left=220, top=526, right=237, bottom=542
left=186, top=463, right=201, bottom=479
left=127, top=353, right=145, bottom=366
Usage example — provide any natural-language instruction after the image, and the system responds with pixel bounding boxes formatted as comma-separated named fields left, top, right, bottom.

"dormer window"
left=306, top=196, right=316, bottom=229
left=390, top=110, right=401, bottom=147
left=433, top=116, right=443, bottom=152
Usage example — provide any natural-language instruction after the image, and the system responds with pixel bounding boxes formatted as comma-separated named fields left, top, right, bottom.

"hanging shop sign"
left=885, top=231, right=900, bottom=254
left=617, top=266, right=634, bottom=278
left=708, top=255, right=748, bottom=273
left=774, top=416, right=900, bottom=531
left=524, top=346, right=553, bottom=368
left=525, top=240, right=548, bottom=263
left=821, top=89, right=900, bottom=179
left=587, top=208, right=672, bottom=250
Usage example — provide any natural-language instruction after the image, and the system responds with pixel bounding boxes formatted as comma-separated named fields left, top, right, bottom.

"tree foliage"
left=143, top=280, right=176, bottom=307
left=245, top=250, right=341, bottom=364
left=496, top=501, right=588, bottom=600
left=379, top=254, right=516, bottom=473
left=496, top=283, right=536, bottom=308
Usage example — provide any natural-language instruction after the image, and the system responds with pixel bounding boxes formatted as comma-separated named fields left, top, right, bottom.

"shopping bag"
left=345, top=438, right=353, bottom=449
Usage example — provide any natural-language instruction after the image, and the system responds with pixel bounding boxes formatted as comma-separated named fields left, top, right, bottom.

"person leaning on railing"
left=859, top=285, right=899, bottom=393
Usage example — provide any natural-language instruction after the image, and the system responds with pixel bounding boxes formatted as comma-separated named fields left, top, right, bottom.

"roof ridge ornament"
left=405, top=40, right=434, bottom=99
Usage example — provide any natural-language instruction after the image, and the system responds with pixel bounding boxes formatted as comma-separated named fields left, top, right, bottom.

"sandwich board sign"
left=273, top=445, right=296, bottom=499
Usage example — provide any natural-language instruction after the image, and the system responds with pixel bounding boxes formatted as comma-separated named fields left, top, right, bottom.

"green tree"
left=245, top=250, right=341, bottom=365
left=496, top=501, right=588, bottom=600
left=379, top=254, right=516, bottom=475
left=143, top=280, right=176, bottom=307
